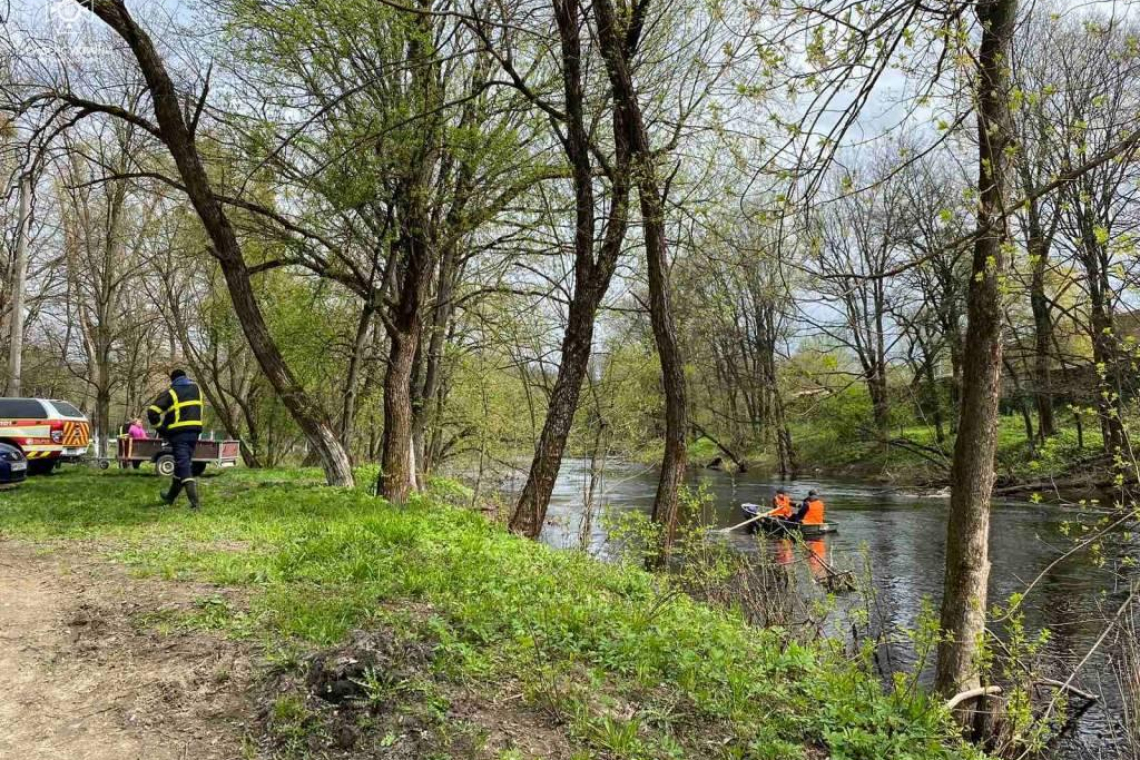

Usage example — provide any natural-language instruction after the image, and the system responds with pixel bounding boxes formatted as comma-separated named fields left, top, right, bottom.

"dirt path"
left=0, top=541, right=251, bottom=760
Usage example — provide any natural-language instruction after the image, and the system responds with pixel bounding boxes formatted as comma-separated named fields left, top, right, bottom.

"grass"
left=775, top=411, right=1104, bottom=485
left=0, top=467, right=983, bottom=759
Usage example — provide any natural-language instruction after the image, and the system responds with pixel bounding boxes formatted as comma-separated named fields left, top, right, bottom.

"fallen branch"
left=1014, top=587, right=1137, bottom=760
left=1035, top=678, right=1098, bottom=704
left=945, top=686, right=1003, bottom=711
left=882, top=437, right=950, bottom=471
left=691, top=422, right=748, bottom=473
left=991, top=474, right=1135, bottom=496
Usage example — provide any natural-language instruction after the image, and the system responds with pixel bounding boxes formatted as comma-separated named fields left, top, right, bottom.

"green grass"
left=0, top=468, right=981, bottom=759
left=776, top=410, right=1104, bottom=484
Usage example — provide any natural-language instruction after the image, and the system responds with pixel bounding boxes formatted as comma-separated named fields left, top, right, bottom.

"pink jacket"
left=127, top=423, right=148, bottom=440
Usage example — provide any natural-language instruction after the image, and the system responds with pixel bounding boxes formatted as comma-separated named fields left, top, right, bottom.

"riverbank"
left=683, top=415, right=1112, bottom=494
left=0, top=468, right=982, bottom=760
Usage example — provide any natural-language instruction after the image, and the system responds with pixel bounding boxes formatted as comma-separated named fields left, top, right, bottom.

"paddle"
left=712, top=508, right=772, bottom=533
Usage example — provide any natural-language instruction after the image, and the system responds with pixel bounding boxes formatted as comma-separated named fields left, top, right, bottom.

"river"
left=520, top=458, right=1138, bottom=759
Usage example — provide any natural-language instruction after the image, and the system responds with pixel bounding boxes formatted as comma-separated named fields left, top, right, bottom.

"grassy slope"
left=0, top=468, right=980, bottom=760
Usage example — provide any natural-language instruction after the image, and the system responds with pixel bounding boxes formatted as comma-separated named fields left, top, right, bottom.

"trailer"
left=111, top=436, right=241, bottom=476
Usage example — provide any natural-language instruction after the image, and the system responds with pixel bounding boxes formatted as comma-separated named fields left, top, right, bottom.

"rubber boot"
left=184, top=480, right=200, bottom=510
left=161, top=478, right=183, bottom=505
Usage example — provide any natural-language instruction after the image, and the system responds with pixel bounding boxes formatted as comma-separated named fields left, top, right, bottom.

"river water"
left=523, top=459, right=1138, bottom=759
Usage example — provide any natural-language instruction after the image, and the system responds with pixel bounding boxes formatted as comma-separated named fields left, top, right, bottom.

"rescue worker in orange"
left=790, top=489, right=825, bottom=525
left=766, top=488, right=794, bottom=519
left=147, top=369, right=204, bottom=510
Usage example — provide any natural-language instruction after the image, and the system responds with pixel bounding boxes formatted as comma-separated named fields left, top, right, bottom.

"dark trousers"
left=167, top=430, right=200, bottom=481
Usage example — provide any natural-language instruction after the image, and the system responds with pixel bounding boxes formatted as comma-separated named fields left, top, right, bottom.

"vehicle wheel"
left=191, top=462, right=207, bottom=477
left=156, top=454, right=176, bottom=478
left=98, top=459, right=110, bottom=470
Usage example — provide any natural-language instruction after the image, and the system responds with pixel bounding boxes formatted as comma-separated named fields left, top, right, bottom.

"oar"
left=713, top=510, right=771, bottom=533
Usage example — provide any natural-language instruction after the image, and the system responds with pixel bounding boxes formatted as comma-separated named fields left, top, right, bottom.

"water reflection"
left=529, top=458, right=1138, bottom=759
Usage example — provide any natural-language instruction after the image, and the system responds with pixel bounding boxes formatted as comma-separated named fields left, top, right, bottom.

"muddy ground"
left=0, top=540, right=252, bottom=760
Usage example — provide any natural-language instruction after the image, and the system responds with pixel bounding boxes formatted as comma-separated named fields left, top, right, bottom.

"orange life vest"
left=770, top=493, right=793, bottom=518
left=802, top=499, right=825, bottom=525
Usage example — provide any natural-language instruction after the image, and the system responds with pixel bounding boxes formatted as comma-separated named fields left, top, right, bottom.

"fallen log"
left=992, top=475, right=1137, bottom=496
left=691, top=422, right=748, bottom=473
left=1035, top=678, right=1098, bottom=703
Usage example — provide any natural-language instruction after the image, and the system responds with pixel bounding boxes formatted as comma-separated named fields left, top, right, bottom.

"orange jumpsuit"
left=769, top=493, right=793, bottom=518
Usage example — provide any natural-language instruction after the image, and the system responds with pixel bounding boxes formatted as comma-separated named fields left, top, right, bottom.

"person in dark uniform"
left=147, top=369, right=204, bottom=509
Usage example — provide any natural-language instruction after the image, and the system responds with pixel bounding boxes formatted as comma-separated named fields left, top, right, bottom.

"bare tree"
left=1049, top=16, right=1140, bottom=456
left=592, top=0, right=691, bottom=551
left=810, top=158, right=908, bottom=435
left=7, top=0, right=359, bottom=485
left=55, top=123, right=155, bottom=456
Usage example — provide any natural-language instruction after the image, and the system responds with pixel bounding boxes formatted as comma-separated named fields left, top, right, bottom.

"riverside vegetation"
left=5, top=0, right=1140, bottom=731
left=0, top=467, right=983, bottom=760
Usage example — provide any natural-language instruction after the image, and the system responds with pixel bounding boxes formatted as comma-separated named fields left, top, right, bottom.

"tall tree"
left=1010, top=17, right=1063, bottom=440
left=811, top=159, right=906, bottom=435
left=4, top=170, right=29, bottom=395
left=502, top=0, right=632, bottom=537
left=218, top=0, right=544, bottom=499
left=43, top=0, right=356, bottom=485
left=593, top=0, right=689, bottom=551
left=57, top=124, right=154, bottom=457
left=935, top=0, right=1018, bottom=698
left=1051, top=17, right=1140, bottom=456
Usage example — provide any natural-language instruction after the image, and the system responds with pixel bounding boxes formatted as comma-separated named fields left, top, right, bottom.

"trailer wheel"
left=98, top=459, right=110, bottom=470
left=28, top=459, right=56, bottom=476
left=191, top=462, right=207, bottom=477
left=156, top=454, right=176, bottom=478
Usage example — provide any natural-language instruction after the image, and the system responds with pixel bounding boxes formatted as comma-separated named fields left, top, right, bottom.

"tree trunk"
left=1003, top=357, right=1035, bottom=451
left=1025, top=197, right=1056, bottom=439
left=760, top=337, right=796, bottom=478
left=378, top=228, right=433, bottom=503
left=5, top=174, right=30, bottom=396
left=935, top=0, right=1017, bottom=698
left=413, top=244, right=457, bottom=476
left=375, top=1, right=441, bottom=501
left=380, top=327, right=420, bottom=502
left=509, top=0, right=630, bottom=537
left=646, top=199, right=689, bottom=555
left=341, top=303, right=374, bottom=458
left=592, top=0, right=688, bottom=554
left=233, top=392, right=264, bottom=468
left=1086, top=257, right=1125, bottom=454
left=94, top=369, right=111, bottom=460
left=427, top=319, right=459, bottom=468
left=510, top=302, right=598, bottom=536
left=917, top=334, right=946, bottom=445
left=869, top=369, right=891, bottom=434
left=84, top=0, right=354, bottom=487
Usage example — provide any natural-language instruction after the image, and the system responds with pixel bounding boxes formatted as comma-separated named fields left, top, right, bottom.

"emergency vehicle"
left=0, top=398, right=91, bottom=475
